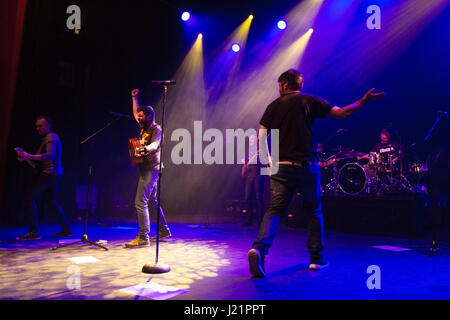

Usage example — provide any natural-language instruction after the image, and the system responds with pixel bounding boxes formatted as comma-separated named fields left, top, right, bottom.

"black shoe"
left=248, top=248, right=265, bottom=278
left=52, top=229, right=72, bottom=238
left=16, top=232, right=41, bottom=241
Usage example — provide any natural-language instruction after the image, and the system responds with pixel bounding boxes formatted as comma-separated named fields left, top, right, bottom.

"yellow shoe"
left=124, top=237, right=150, bottom=248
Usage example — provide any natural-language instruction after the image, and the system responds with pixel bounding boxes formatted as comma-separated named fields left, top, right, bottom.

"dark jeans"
left=26, top=173, right=70, bottom=233
left=244, top=167, right=265, bottom=225
left=252, top=163, right=325, bottom=264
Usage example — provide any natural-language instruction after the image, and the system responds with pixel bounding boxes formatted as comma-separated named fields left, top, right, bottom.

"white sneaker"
left=309, top=262, right=329, bottom=270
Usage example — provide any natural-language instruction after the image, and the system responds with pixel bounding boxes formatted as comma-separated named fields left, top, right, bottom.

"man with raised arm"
left=124, top=89, right=171, bottom=248
left=248, top=69, right=385, bottom=277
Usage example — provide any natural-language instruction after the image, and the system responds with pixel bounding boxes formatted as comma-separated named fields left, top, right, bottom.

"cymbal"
left=333, top=150, right=368, bottom=159
left=330, top=147, right=350, bottom=153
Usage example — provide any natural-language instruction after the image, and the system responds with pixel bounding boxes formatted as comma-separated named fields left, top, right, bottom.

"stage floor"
left=0, top=221, right=449, bottom=300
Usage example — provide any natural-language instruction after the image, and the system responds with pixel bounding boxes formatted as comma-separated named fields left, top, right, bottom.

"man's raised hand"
left=131, top=89, right=140, bottom=97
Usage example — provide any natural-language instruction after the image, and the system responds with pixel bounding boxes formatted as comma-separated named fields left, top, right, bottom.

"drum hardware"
left=320, top=147, right=422, bottom=196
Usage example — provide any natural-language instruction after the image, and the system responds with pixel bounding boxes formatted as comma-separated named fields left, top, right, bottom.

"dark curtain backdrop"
left=0, top=0, right=27, bottom=213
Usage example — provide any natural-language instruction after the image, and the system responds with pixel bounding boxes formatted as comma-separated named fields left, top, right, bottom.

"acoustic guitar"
left=128, top=137, right=147, bottom=166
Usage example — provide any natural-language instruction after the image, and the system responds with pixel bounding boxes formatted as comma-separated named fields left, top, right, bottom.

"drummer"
left=370, top=129, right=402, bottom=164
left=357, top=129, right=400, bottom=163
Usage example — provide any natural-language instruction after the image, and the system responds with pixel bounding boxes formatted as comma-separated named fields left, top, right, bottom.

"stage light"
left=231, top=43, right=241, bottom=52
left=308, top=28, right=314, bottom=33
left=249, top=15, right=254, bottom=20
left=277, top=20, right=287, bottom=30
left=181, top=11, right=191, bottom=21
left=198, top=33, right=203, bottom=39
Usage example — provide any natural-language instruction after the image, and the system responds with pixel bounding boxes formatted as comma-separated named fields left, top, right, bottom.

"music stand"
left=52, top=116, right=124, bottom=251
left=142, top=83, right=171, bottom=274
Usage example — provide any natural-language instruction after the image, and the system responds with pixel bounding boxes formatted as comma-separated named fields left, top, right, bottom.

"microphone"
left=110, top=111, right=130, bottom=119
left=437, top=110, right=448, bottom=116
left=152, top=80, right=176, bottom=85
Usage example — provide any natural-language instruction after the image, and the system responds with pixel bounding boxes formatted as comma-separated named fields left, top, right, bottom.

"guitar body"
left=128, top=138, right=145, bottom=166
left=14, top=147, right=36, bottom=169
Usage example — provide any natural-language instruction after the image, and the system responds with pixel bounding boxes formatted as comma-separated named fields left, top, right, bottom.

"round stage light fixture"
left=232, top=43, right=241, bottom=52
left=181, top=11, right=191, bottom=21
left=308, top=28, right=314, bottom=33
left=198, top=33, right=203, bottom=39
left=277, top=20, right=287, bottom=30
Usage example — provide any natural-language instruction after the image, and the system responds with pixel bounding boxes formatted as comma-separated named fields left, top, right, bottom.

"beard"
left=139, top=119, right=150, bottom=129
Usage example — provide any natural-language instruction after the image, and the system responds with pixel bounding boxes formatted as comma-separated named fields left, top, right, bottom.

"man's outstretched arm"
left=328, top=88, right=385, bottom=119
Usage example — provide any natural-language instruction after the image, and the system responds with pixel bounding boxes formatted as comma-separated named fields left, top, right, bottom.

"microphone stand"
left=424, top=112, right=445, bottom=142
left=52, top=115, right=124, bottom=251
left=142, top=84, right=171, bottom=274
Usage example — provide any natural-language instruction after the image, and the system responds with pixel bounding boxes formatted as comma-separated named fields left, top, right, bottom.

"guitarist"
left=124, top=89, right=171, bottom=248
left=241, top=133, right=265, bottom=227
left=15, top=116, right=72, bottom=240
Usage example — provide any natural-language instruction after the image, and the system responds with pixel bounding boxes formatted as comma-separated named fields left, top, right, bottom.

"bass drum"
left=338, top=163, right=368, bottom=195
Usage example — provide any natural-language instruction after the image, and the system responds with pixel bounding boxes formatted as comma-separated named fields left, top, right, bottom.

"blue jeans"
left=252, top=163, right=325, bottom=264
left=26, top=173, right=70, bottom=233
left=135, top=170, right=169, bottom=240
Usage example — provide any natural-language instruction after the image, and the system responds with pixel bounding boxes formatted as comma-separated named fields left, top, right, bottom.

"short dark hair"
left=380, top=129, right=390, bottom=136
left=137, top=105, right=155, bottom=122
left=278, top=69, right=304, bottom=91
left=36, top=115, right=52, bottom=129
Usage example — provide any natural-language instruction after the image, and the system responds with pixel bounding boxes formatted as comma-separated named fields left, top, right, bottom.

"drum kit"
left=320, top=145, right=429, bottom=196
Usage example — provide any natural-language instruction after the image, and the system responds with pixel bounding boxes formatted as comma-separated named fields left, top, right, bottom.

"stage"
left=1, top=220, right=449, bottom=300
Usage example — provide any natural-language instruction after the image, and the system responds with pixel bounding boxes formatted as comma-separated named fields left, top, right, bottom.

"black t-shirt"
left=370, top=142, right=400, bottom=157
left=370, top=142, right=399, bottom=153
left=260, top=92, right=334, bottom=162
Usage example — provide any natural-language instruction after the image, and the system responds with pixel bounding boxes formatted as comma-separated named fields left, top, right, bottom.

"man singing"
left=16, top=116, right=72, bottom=240
left=248, top=69, right=385, bottom=277
left=124, top=89, right=171, bottom=248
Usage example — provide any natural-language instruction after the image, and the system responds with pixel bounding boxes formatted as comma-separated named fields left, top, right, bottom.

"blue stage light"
left=232, top=43, right=241, bottom=52
left=277, top=20, right=287, bottom=30
left=181, top=11, right=191, bottom=21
